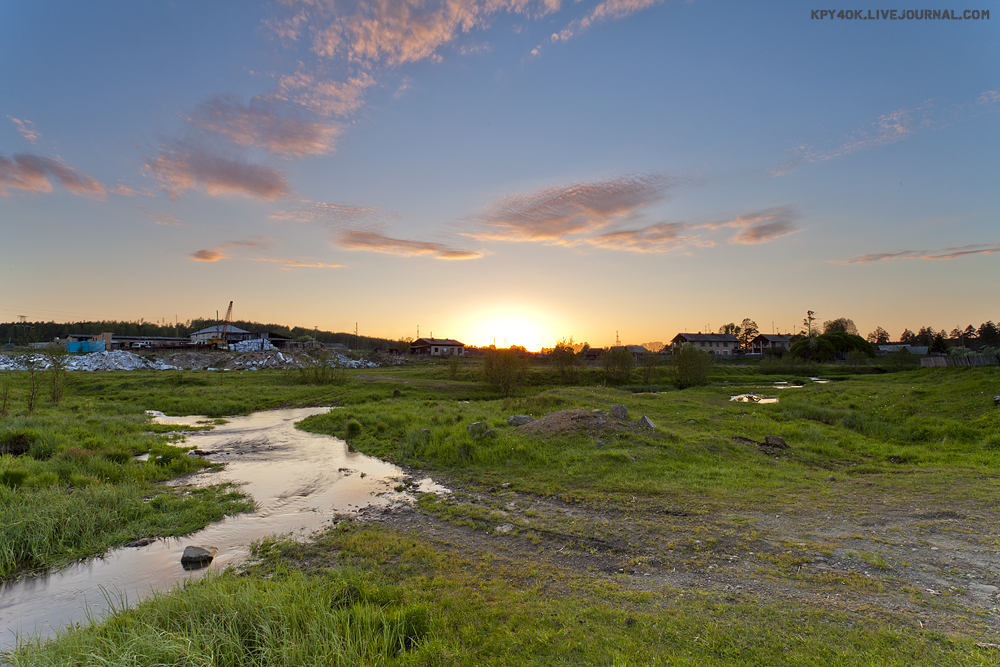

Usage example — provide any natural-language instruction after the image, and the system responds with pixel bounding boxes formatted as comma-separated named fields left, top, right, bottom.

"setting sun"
left=458, top=305, right=562, bottom=352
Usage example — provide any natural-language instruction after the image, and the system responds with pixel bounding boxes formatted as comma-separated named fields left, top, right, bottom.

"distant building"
left=670, top=333, right=739, bottom=355
left=610, top=345, right=649, bottom=361
left=410, top=338, right=465, bottom=356
left=190, top=325, right=250, bottom=345
left=878, top=344, right=928, bottom=356
left=750, top=334, right=794, bottom=355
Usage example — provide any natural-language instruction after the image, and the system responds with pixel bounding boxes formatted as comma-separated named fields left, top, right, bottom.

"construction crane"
left=209, top=301, right=233, bottom=349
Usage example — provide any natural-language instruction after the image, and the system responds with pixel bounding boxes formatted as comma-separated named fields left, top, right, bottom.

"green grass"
left=4, top=359, right=1000, bottom=665
left=17, top=522, right=991, bottom=666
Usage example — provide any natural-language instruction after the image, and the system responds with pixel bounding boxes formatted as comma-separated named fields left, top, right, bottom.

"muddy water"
left=0, top=407, right=441, bottom=650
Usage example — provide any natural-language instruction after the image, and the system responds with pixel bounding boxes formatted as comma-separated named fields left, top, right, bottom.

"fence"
left=921, top=354, right=999, bottom=368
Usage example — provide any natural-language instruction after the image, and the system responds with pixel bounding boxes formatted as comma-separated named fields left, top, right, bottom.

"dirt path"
left=357, top=474, right=1000, bottom=639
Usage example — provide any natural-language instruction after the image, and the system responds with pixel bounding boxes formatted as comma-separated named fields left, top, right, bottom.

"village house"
left=410, top=337, right=465, bottom=356
left=750, top=334, right=794, bottom=355
left=670, top=333, right=739, bottom=355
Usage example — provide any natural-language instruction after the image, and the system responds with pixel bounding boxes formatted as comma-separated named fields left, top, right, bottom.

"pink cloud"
left=191, top=249, right=226, bottom=262
left=270, top=199, right=389, bottom=225
left=190, top=236, right=273, bottom=262
left=714, top=206, right=800, bottom=244
left=0, top=152, right=105, bottom=198
left=190, top=95, right=342, bottom=155
left=110, top=184, right=155, bottom=197
left=251, top=257, right=342, bottom=269
left=7, top=116, right=40, bottom=144
left=275, top=71, right=375, bottom=118
left=337, top=229, right=481, bottom=259
left=838, top=243, right=1000, bottom=264
left=474, top=172, right=684, bottom=242
left=144, top=144, right=290, bottom=201
left=584, top=222, right=694, bottom=252
left=554, top=0, right=664, bottom=42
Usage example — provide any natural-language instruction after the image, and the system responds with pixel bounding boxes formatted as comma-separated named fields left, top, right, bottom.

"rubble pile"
left=0, top=349, right=380, bottom=372
left=0, top=351, right=180, bottom=372
left=231, top=339, right=277, bottom=352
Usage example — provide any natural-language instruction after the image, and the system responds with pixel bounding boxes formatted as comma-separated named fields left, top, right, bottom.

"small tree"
left=551, top=337, right=579, bottom=383
left=740, top=319, right=759, bottom=350
left=602, top=347, right=634, bottom=384
left=482, top=348, right=527, bottom=396
left=867, top=326, right=890, bottom=345
left=674, top=343, right=711, bottom=389
left=447, top=350, right=461, bottom=379
left=803, top=310, right=816, bottom=337
left=46, top=347, right=68, bottom=404
left=823, top=318, right=859, bottom=336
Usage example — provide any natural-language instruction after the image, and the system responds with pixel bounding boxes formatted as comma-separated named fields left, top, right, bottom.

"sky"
left=1, top=1, right=997, bottom=351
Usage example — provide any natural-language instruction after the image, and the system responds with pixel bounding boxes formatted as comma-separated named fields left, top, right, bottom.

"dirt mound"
left=517, top=409, right=625, bottom=437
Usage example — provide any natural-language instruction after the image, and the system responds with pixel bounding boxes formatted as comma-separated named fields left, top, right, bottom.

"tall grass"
left=12, top=569, right=428, bottom=666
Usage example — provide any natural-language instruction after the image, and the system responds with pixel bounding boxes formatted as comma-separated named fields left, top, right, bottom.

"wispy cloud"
left=337, top=229, right=482, bottom=259
left=469, top=175, right=797, bottom=253
left=0, top=152, right=105, bottom=198
left=274, top=70, right=376, bottom=118
left=270, top=199, right=390, bottom=225
left=270, top=198, right=474, bottom=260
left=109, top=184, right=155, bottom=197
left=838, top=242, right=1000, bottom=264
left=189, top=94, right=342, bottom=157
left=7, top=116, right=40, bottom=144
left=774, top=90, right=1000, bottom=174
left=145, top=143, right=290, bottom=200
left=551, top=0, right=665, bottom=43
left=473, top=172, right=685, bottom=242
left=149, top=212, right=182, bottom=226
left=715, top=206, right=800, bottom=244
left=190, top=236, right=273, bottom=262
left=251, top=257, right=342, bottom=269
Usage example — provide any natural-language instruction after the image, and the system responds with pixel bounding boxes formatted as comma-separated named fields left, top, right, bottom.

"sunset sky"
left=1, top=1, right=997, bottom=351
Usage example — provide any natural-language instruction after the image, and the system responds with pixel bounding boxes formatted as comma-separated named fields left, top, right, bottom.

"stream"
left=0, top=407, right=443, bottom=650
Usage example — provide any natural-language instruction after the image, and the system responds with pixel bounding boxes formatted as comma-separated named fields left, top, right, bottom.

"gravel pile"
left=0, top=351, right=180, bottom=372
left=0, top=349, right=380, bottom=372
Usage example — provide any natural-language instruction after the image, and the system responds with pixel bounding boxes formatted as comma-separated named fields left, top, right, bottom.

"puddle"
left=730, top=393, right=779, bottom=404
left=0, top=407, right=445, bottom=650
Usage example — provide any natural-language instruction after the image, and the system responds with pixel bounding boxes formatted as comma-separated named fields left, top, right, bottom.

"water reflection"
left=0, top=407, right=443, bottom=650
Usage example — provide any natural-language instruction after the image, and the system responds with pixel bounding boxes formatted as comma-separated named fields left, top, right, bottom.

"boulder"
left=609, top=405, right=629, bottom=420
left=181, top=545, right=218, bottom=569
left=763, top=435, right=789, bottom=449
left=637, top=415, right=656, bottom=429
left=126, top=537, right=156, bottom=548
left=467, top=421, right=488, bottom=436
left=507, top=414, right=534, bottom=426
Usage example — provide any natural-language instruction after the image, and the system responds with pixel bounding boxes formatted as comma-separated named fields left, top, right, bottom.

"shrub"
left=602, top=347, right=634, bottom=384
left=482, top=349, right=527, bottom=396
left=550, top=339, right=579, bottom=384
left=673, top=343, right=711, bottom=389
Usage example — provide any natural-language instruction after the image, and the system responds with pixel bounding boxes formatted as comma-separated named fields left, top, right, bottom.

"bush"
left=673, top=344, right=711, bottom=389
left=550, top=338, right=580, bottom=384
left=482, top=349, right=527, bottom=396
left=602, top=348, right=634, bottom=384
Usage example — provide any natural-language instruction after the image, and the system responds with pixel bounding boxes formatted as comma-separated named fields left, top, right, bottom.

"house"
left=584, top=347, right=604, bottom=362
left=410, top=337, right=465, bottom=356
left=750, top=334, right=794, bottom=355
left=877, top=344, right=928, bottom=356
left=670, top=333, right=739, bottom=355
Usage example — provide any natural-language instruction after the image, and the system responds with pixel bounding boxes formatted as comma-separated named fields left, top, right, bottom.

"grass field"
left=4, top=356, right=1000, bottom=665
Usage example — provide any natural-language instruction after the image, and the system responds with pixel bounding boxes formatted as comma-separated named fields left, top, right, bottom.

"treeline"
left=0, top=319, right=397, bottom=351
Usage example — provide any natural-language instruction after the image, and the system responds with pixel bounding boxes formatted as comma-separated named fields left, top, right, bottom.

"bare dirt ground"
left=347, top=400, right=1000, bottom=643
left=357, top=482, right=1000, bottom=639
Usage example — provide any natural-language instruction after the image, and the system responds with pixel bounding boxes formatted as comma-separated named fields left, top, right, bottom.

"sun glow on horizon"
left=458, top=306, right=563, bottom=353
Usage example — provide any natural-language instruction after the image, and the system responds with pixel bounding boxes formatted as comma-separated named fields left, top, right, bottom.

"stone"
left=126, top=537, right=156, bottom=548
left=994, top=395, right=1000, bottom=406
left=763, top=435, right=789, bottom=449
left=494, top=523, right=514, bottom=535
left=507, top=414, right=534, bottom=426
left=609, top=405, right=629, bottom=420
left=181, top=545, right=218, bottom=569
left=467, top=421, right=488, bottom=436
left=637, top=415, right=656, bottom=429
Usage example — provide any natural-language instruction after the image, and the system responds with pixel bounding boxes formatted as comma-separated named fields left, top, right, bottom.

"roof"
left=671, top=333, right=740, bottom=343
left=751, top=334, right=793, bottom=343
left=412, top=337, right=465, bottom=346
left=191, top=325, right=250, bottom=336
left=611, top=345, right=649, bottom=354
